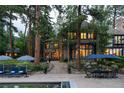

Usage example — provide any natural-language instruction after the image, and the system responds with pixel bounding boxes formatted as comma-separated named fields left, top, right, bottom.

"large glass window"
left=54, top=43, right=58, bottom=48
left=88, top=33, right=91, bottom=39
left=118, top=36, right=121, bottom=44
left=114, top=36, right=117, bottom=44
left=114, top=35, right=124, bottom=44
left=105, top=48, right=123, bottom=56
left=68, top=32, right=72, bottom=39
left=68, top=32, right=96, bottom=40
left=81, top=33, right=95, bottom=39
left=79, top=44, right=94, bottom=57
left=68, top=32, right=76, bottom=39
left=80, top=45, right=85, bottom=48
left=90, top=33, right=94, bottom=39
left=73, top=33, right=76, bottom=39
left=88, top=33, right=94, bottom=39
left=83, top=33, right=87, bottom=39
left=122, top=36, right=124, bottom=44
left=81, top=33, right=83, bottom=39
left=51, top=50, right=60, bottom=60
left=81, top=33, right=87, bottom=39
left=45, top=43, right=49, bottom=49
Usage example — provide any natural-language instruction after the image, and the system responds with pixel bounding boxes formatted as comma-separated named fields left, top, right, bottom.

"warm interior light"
left=9, top=53, right=12, bottom=56
left=5, top=53, right=8, bottom=56
left=14, top=53, right=17, bottom=56
left=54, top=43, right=58, bottom=48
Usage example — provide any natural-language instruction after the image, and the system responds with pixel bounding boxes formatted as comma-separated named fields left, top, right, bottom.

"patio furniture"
left=91, top=69, right=102, bottom=78
left=0, top=65, right=4, bottom=76
left=17, top=55, right=34, bottom=62
left=84, top=54, right=120, bottom=78
left=8, top=66, right=20, bottom=77
left=0, top=55, right=13, bottom=60
left=90, top=69, right=118, bottom=78
left=85, top=54, right=121, bottom=59
left=84, top=64, right=118, bottom=78
left=110, top=69, right=118, bottom=78
left=0, top=65, right=29, bottom=77
left=18, top=65, right=28, bottom=77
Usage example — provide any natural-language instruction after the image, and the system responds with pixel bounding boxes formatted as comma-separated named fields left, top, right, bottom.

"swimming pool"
left=0, top=81, right=76, bottom=88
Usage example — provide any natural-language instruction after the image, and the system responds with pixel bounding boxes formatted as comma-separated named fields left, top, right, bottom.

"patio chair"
left=110, top=69, right=118, bottom=78
left=110, top=65, right=118, bottom=78
left=91, top=69, right=102, bottom=78
left=102, top=70, right=110, bottom=78
left=8, top=66, right=20, bottom=77
left=18, top=65, right=28, bottom=77
left=0, top=64, right=4, bottom=76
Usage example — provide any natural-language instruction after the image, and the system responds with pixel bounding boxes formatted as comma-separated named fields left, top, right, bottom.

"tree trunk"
left=34, top=34, right=41, bottom=64
left=34, top=5, right=41, bottom=64
left=27, top=6, right=33, bottom=56
left=96, top=32, right=99, bottom=54
left=24, top=19, right=28, bottom=54
left=113, top=6, right=117, bottom=29
left=9, top=11, right=12, bottom=51
left=76, top=5, right=81, bottom=71
left=60, top=38, right=63, bottom=62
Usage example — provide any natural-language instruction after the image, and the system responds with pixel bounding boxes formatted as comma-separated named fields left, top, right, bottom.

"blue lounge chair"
left=8, top=66, right=20, bottom=77
left=0, top=65, right=4, bottom=76
left=18, top=65, right=28, bottom=77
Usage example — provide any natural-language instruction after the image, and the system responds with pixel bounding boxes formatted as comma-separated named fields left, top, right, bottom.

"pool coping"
left=0, top=81, right=77, bottom=88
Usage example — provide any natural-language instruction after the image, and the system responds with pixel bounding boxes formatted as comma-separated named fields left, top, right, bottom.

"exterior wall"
left=115, top=17, right=124, bottom=31
left=44, top=41, right=61, bottom=61
left=105, top=34, right=124, bottom=56
left=105, top=17, right=124, bottom=56
left=62, top=32, right=96, bottom=61
left=44, top=27, right=124, bottom=61
left=44, top=32, right=96, bottom=61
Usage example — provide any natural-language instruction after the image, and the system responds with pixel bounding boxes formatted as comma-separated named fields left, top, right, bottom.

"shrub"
left=42, top=63, right=49, bottom=74
left=116, top=62, right=124, bottom=69
left=40, top=57, right=47, bottom=62
left=31, top=64, right=43, bottom=72
left=63, top=58, right=68, bottom=62
left=0, top=60, right=49, bottom=73
left=0, top=60, right=32, bottom=66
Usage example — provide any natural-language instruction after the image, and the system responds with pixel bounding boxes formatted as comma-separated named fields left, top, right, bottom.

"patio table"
left=91, top=70, right=114, bottom=78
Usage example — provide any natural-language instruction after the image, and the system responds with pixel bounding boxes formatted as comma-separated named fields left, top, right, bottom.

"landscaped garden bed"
left=0, top=60, right=51, bottom=76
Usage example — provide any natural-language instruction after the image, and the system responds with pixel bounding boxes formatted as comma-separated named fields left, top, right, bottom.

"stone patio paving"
left=0, top=73, right=124, bottom=88
left=0, top=61, right=124, bottom=88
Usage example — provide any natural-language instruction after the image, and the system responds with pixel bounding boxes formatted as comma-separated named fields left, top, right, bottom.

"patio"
left=0, top=73, right=124, bottom=88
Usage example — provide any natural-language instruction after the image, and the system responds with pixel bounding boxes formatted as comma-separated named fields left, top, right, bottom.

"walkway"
left=48, top=61, right=68, bottom=74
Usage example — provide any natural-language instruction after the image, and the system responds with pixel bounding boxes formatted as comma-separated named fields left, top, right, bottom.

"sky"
left=13, top=8, right=58, bottom=37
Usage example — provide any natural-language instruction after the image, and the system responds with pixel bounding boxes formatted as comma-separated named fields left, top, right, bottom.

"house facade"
left=105, top=17, right=124, bottom=56
left=44, top=17, right=124, bottom=61
left=44, top=32, right=97, bottom=61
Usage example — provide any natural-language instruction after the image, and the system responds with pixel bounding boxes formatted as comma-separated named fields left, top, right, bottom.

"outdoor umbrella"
left=0, top=55, right=13, bottom=60
left=85, top=54, right=121, bottom=59
left=17, top=55, right=34, bottom=62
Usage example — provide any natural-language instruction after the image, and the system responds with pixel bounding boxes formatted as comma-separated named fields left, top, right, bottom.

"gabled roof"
left=107, top=27, right=124, bottom=35
left=81, top=21, right=89, bottom=28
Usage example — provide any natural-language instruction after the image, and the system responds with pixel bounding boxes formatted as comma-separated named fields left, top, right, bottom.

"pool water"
left=0, top=81, right=71, bottom=88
